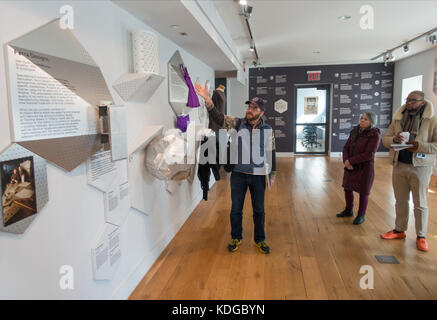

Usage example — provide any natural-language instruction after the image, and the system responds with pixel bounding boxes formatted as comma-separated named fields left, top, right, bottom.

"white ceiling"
left=115, top=0, right=437, bottom=71
left=113, top=0, right=238, bottom=70
left=213, top=0, right=437, bottom=66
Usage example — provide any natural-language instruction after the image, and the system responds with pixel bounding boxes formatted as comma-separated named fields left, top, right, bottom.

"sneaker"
left=227, top=239, right=242, bottom=252
left=416, top=238, right=429, bottom=252
left=353, top=215, right=365, bottom=225
left=336, top=208, right=353, bottom=218
left=380, top=230, right=406, bottom=240
left=254, top=241, right=270, bottom=254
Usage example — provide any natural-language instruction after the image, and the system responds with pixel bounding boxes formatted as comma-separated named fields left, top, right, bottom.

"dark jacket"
left=342, top=125, right=381, bottom=195
left=233, top=117, right=274, bottom=176
left=205, top=103, right=276, bottom=177
left=209, top=89, right=226, bottom=131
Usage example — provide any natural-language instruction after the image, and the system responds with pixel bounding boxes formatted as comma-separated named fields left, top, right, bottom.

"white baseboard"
left=110, top=180, right=212, bottom=300
left=330, top=152, right=342, bottom=157
left=276, top=152, right=294, bottom=157
left=330, top=152, right=389, bottom=158
left=375, top=152, right=389, bottom=157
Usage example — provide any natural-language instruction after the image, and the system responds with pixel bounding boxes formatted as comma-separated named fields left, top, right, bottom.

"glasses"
left=406, top=98, right=423, bottom=103
left=247, top=105, right=260, bottom=111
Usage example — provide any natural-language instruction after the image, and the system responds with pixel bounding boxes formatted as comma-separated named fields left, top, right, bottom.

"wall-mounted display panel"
left=86, top=149, right=130, bottom=225
left=4, top=19, right=114, bottom=171
left=168, top=50, right=191, bottom=117
left=91, top=222, right=122, bottom=280
left=249, top=63, right=394, bottom=153
left=87, top=150, right=121, bottom=193
left=0, top=143, right=48, bottom=234
left=108, top=106, right=127, bottom=161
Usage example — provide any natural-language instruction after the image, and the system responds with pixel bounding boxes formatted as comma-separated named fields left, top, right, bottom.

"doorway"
left=294, top=85, right=331, bottom=154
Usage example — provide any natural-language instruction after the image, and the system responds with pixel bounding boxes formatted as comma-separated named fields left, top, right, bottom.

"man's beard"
left=246, top=112, right=261, bottom=122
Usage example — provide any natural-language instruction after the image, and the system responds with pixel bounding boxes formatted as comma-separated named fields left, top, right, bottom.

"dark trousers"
left=344, top=189, right=369, bottom=215
left=230, top=171, right=266, bottom=242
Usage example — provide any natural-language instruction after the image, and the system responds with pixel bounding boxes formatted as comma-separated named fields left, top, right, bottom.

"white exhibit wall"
left=0, top=1, right=214, bottom=299
left=226, top=77, right=248, bottom=118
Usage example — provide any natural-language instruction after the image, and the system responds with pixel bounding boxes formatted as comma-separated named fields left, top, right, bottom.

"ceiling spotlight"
left=382, top=52, right=395, bottom=66
left=403, top=43, right=409, bottom=53
left=240, top=5, right=253, bottom=18
left=239, top=0, right=248, bottom=5
left=427, top=34, right=437, bottom=45
left=387, top=51, right=395, bottom=61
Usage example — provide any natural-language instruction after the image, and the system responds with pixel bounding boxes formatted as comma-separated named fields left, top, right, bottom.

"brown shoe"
left=416, top=238, right=429, bottom=252
left=380, top=230, right=406, bottom=240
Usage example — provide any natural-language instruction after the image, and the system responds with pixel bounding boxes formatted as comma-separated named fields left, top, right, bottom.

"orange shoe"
left=416, top=238, right=429, bottom=252
left=380, top=230, right=406, bottom=240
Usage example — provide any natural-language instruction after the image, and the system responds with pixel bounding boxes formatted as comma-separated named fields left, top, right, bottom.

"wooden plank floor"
left=129, top=157, right=437, bottom=300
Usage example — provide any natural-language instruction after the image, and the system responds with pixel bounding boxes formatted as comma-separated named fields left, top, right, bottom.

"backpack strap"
left=236, top=118, right=243, bottom=130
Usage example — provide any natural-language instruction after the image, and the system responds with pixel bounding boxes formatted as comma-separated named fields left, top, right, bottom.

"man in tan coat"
left=381, top=91, right=437, bottom=252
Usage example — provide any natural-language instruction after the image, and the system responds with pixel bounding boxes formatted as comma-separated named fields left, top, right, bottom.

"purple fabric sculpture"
left=181, top=64, right=200, bottom=108
left=176, top=114, right=190, bottom=133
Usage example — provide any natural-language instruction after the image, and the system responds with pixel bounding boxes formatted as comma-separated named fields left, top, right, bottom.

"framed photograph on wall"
left=1, top=156, right=37, bottom=227
left=304, top=96, right=319, bottom=115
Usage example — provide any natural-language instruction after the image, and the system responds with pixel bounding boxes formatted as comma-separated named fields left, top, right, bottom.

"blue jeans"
left=230, top=171, right=266, bottom=242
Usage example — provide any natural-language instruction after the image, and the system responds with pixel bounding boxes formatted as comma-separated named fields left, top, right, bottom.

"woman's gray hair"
left=364, top=111, right=377, bottom=127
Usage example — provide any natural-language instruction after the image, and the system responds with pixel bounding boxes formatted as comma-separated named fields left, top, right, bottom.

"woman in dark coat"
left=336, top=111, right=381, bottom=225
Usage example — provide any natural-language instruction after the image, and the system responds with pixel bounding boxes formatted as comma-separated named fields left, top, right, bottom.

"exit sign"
left=307, top=70, right=322, bottom=81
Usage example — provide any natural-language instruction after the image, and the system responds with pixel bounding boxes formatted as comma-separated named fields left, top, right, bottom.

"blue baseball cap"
left=245, top=97, right=265, bottom=111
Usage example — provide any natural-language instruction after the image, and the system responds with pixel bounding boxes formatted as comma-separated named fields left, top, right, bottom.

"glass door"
left=294, top=85, right=330, bottom=154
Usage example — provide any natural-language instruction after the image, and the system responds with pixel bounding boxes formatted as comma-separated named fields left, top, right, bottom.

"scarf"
left=400, top=105, right=425, bottom=142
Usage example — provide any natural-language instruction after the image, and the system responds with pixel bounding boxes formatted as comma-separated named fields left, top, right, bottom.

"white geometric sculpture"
left=145, top=130, right=193, bottom=181
left=132, top=30, right=160, bottom=74
left=129, top=125, right=164, bottom=156
left=91, top=222, right=122, bottom=280
left=112, top=72, right=165, bottom=103
left=112, top=29, right=163, bottom=103
left=128, top=126, right=164, bottom=215
left=274, top=99, right=288, bottom=114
